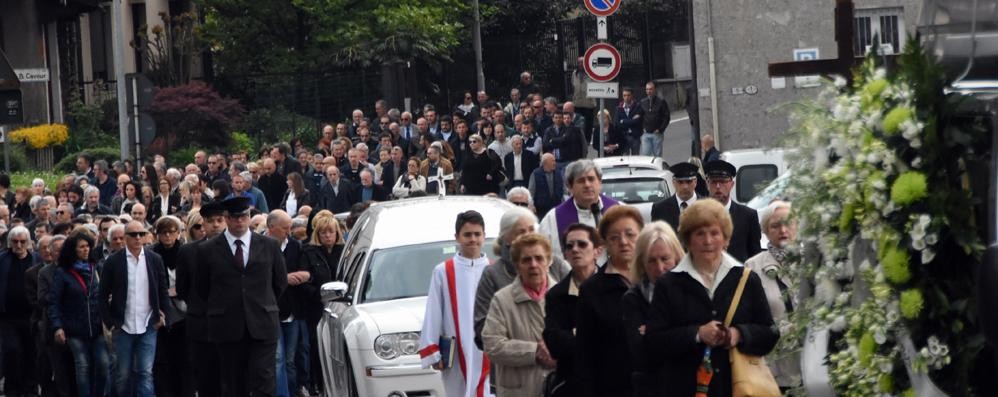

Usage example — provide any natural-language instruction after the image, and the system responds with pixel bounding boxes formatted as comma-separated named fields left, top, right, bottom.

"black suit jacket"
left=280, top=157, right=302, bottom=177
left=98, top=249, right=171, bottom=330
left=543, top=273, right=582, bottom=397
left=319, top=179, right=356, bottom=214
left=175, top=240, right=211, bottom=342
left=195, top=233, right=287, bottom=342
left=354, top=184, right=388, bottom=203
left=504, top=151, right=539, bottom=183
left=727, top=201, right=763, bottom=262
left=650, top=195, right=703, bottom=232
left=277, top=238, right=311, bottom=320
left=380, top=161, right=404, bottom=189
left=149, top=193, right=180, bottom=220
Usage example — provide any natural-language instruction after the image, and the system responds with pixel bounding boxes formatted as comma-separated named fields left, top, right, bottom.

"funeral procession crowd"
left=0, top=71, right=795, bottom=397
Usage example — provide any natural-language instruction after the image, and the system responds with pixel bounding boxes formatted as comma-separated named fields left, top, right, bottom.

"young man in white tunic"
left=419, top=211, right=493, bottom=397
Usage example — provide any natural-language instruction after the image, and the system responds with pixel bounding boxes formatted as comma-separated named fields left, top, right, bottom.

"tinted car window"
left=602, top=178, right=670, bottom=203
left=737, top=165, right=778, bottom=203
left=360, top=239, right=497, bottom=303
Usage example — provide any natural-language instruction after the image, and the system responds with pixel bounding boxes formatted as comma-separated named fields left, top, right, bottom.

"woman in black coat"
left=299, top=211, right=345, bottom=394
left=460, top=136, right=503, bottom=195
left=575, top=206, right=644, bottom=397
left=543, top=223, right=602, bottom=397
left=644, top=200, right=778, bottom=397
left=621, top=222, right=686, bottom=397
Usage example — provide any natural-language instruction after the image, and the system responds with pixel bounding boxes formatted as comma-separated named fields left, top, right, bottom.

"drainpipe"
left=704, top=0, right=721, bottom=150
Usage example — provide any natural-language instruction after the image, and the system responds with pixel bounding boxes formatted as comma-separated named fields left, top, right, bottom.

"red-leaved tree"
left=149, top=81, right=245, bottom=150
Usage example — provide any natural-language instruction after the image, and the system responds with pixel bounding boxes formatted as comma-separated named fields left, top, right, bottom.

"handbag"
left=725, top=267, right=780, bottom=397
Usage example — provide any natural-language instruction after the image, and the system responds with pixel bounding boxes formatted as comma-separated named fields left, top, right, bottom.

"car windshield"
left=361, top=239, right=496, bottom=303
left=601, top=178, right=669, bottom=203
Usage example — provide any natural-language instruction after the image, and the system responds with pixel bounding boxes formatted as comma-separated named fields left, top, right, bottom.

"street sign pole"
left=0, top=125, right=8, bottom=173
left=598, top=99, right=604, bottom=157
left=131, top=78, right=142, bottom=167
left=583, top=0, right=621, bottom=159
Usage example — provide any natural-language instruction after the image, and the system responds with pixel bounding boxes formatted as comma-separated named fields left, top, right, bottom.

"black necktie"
left=681, top=201, right=688, bottom=210
left=234, top=240, right=244, bottom=269
left=591, top=203, right=602, bottom=225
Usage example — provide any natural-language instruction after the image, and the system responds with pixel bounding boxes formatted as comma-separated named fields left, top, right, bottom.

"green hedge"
left=54, top=147, right=122, bottom=172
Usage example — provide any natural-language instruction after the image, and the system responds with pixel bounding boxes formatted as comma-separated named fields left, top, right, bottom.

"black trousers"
left=188, top=339, right=219, bottom=397
left=0, top=317, right=37, bottom=395
left=217, top=337, right=277, bottom=397
left=46, top=341, right=76, bottom=397
left=154, top=322, right=194, bottom=397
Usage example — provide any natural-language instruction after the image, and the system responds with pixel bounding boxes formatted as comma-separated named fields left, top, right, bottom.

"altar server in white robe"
left=419, top=211, right=493, bottom=397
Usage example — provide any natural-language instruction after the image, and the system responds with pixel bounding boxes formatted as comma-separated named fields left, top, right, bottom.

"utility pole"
left=111, top=0, right=130, bottom=161
left=471, top=0, right=486, bottom=92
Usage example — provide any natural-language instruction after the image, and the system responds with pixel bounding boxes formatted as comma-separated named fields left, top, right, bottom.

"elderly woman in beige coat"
left=482, top=233, right=557, bottom=396
left=745, top=200, right=800, bottom=389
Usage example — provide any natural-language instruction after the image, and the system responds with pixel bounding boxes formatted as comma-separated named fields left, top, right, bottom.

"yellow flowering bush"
left=9, top=123, right=70, bottom=149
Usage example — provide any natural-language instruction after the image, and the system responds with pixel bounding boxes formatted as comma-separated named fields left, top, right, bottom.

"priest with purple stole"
left=538, top=159, right=620, bottom=259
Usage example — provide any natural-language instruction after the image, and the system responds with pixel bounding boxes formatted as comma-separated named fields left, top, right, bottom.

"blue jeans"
left=281, top=320, right=306, bottom=394
left=67, top=336, right=110, bottom=397
left=640, top=131, right=663, bottom=157
left=111, top=327, right=157, bottom=397
left=276, top=331, right=290, bottom=397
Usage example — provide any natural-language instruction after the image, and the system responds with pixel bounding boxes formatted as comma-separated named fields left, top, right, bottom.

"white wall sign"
left=14, top=69, right=50, bottom=83
left=586, top=82, right=620, bottom=99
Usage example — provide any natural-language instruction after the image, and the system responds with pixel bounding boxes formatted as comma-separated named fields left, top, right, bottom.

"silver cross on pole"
left=429, top=173, right=454, bottom=198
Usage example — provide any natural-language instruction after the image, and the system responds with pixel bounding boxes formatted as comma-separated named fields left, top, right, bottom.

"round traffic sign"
left=583, top=43, right=622, bottom=82
left=584, top=0, right=621, bottom=17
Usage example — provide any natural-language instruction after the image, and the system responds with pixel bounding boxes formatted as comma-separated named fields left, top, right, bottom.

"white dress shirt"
left=513, top=153, right=524, bottom=181
left=123, top=248, right=153, bottom=334
left=676, top=194, right=698, bottom=210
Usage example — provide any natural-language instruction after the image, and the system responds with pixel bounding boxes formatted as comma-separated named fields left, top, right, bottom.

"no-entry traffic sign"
left=584, top=0, right=621, bottom=17
left=583, top=43, right=622, bottom=82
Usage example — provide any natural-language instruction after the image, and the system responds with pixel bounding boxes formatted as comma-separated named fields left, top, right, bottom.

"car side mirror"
left=321, top=281, right=350, bottom=303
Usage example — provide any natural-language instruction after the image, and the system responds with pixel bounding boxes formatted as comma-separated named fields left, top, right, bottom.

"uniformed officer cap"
left=669, top=162, right=699, bottom=181
left=221, top=196, right=252, bottom=216
left=704, top=160, right=736, bottom=179
left=199, top=200, right=225, bottom=218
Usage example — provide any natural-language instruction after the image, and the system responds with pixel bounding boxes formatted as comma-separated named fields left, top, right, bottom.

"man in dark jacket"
left=0, top=226, right=41, bottom=396
left=651, top=162, right=703, bottom=231
left=194, top=197, right=287, bottom=397
left=99, top=220, right=171, bottom=397
left=175, top=201, right=225, bottom=397
left=639, top=81, right=671, bottom=157
left=504, top=136, right=540, bottom=190
left=528, top=154, right=564, bottom=218
left=319, top=166, right=356, bottom=214
left=543, top=110, right=586, bottom=166
left=271, top=143, right=302, bottom=177
left=615, top=87, right=644, bottom=155
left=355, top=170, right=388, bottom=203
left=704, top=160, right=762, bottom=262
left=267, top=210, right=310, bottom=396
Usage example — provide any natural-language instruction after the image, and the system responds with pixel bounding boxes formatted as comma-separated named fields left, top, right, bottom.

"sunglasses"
left=10, top=239, right=28, bottom=245
left=564, top=240, right=590, bottom=250
left=191, top=224, right=203, bottom=230
left=126, top=231, right=148, bottom=238
left=511, top=201, right=529, bottom=207
left=56, top=211, right=65, bottom=215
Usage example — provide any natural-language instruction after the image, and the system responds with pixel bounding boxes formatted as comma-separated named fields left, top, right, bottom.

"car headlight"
left=373, top=332, right=421, bottom=360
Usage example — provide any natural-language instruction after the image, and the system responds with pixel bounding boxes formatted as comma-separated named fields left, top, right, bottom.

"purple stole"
left=554, top=195, right=620, bottom=239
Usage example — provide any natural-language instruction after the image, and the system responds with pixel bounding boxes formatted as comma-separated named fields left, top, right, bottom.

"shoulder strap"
left=724, top=267, right=751, bottom=327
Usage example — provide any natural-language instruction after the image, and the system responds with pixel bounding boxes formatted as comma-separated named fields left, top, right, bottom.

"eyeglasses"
left=607, top=231, right=639, bottom=243
left=126, top=231, right=148, bottom=238
left=564, top=240, right=590, bottom=250
left=56, top=211, right=65, bottom=215
left=191, top=224, right=203, bottom=230
left=511, top=201, right=529, bottom=207
left=10, top=239, right=28, bottom=245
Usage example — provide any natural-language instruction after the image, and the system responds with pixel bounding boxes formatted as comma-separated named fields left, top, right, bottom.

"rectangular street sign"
left=586, top=82, right=619, bottom=99
left=14, top=69, right=49, bottom=82
left=0, top=90, right=23, bottom=125
left=597, top=17, right=607, bottom=40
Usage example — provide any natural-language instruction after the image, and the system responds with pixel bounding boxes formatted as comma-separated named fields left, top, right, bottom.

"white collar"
left=672, top=252, right=742, bottom=297
left=574, top=198, right=603, bottom=212
left=126, top=247, right=144, bottom=260
left=676, top=194, right=697, bottom=207
left=224, top=229, right=251, bottom=245
left=454, top=253, right=488, bottom=267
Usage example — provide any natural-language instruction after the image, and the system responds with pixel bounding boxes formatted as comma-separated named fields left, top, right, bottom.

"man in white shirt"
left=99, top=221, right=170, bottom=397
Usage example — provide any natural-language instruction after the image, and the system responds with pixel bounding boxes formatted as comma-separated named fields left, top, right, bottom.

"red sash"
left=444, top=259, right=490, bottom=397
left=68, top=268, right=89, bottom=295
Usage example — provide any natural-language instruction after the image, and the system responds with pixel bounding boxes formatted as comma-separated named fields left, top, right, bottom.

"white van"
left=719, top=148, right=794, bottom=204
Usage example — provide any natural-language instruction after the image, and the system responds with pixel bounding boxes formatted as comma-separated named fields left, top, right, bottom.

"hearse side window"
left=737, top=165, right=778, bottom=203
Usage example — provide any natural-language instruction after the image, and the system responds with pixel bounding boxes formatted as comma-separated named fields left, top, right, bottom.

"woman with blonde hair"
left=185, top=211, right=206, bottom=243
left=622, top=221, right=685, bottom=396
left=300, top=210, right=344, bottom=393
